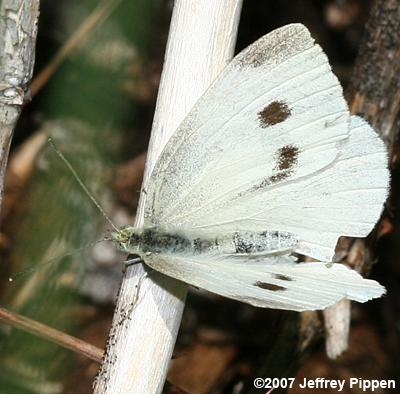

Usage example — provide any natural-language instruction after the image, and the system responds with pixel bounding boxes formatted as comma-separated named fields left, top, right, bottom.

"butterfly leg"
left=124, top=254, right=143, bottom=267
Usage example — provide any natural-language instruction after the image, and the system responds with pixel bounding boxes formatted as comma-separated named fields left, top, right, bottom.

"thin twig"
left=30, top=0, right=122, bottom=97
left=0, top=306, right=103, bottom=363
left=324, top=0, right=400, bottom=359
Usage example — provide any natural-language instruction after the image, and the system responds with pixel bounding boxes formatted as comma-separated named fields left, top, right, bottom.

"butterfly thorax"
left=112, top=226, right=298, bottom=257
left=110, top=225, right=143, bottom=254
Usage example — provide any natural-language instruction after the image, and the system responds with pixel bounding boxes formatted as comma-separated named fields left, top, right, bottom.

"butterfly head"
left=111, top=226, right=140, bottom=253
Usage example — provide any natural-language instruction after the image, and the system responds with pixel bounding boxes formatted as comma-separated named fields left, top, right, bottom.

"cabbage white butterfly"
left=105, top=24, right=390, bottom=311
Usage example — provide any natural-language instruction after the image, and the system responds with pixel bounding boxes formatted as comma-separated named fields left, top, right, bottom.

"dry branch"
left=348, top=0, right=400, bottom=149
left=0, top=0, right=39, bottom=210
left=93, top=1, right=243, bottom=393
left=0, top=306, right=103, bottom=363
left=325, top=0, right=400, bottom=358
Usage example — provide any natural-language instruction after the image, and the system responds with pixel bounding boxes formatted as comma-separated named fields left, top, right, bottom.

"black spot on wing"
left=272, top=274, right=293, bottom=281
left=246, top=144, right=300, bottom=193
left=268, top=173, right=288, bottom=184
left=258, top=101, right=291, bottom=128
left=274, top=145, right=299, bottom=172
left=254, top=281, right=286, bottom=291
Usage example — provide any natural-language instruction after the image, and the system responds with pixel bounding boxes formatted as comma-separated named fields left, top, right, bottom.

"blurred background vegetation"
left=1, top=1, right=398, bottom=393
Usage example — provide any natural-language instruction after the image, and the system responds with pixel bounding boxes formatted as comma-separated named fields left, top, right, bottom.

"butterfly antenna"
left=8, top=238, right=110, bottom=282
left=48, top=137, right=119, bottom=233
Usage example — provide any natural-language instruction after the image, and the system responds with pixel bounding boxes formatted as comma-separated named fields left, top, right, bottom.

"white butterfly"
left=113, top=24, right=389, bottom=311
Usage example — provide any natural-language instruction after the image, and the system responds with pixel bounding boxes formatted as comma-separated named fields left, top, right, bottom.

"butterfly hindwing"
left=292, top=115, right=389, bottom=259
left=143, top=252, right=385, bottom=311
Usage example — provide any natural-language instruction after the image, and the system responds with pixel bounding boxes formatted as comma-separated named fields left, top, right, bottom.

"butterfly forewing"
left=144, top=24, right=349, bottom=236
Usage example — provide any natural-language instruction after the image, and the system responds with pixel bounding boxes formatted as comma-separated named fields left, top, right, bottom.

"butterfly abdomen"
left=230, top=231, right=297, bottom=255
left=135, top=227, right=297, bottom=257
